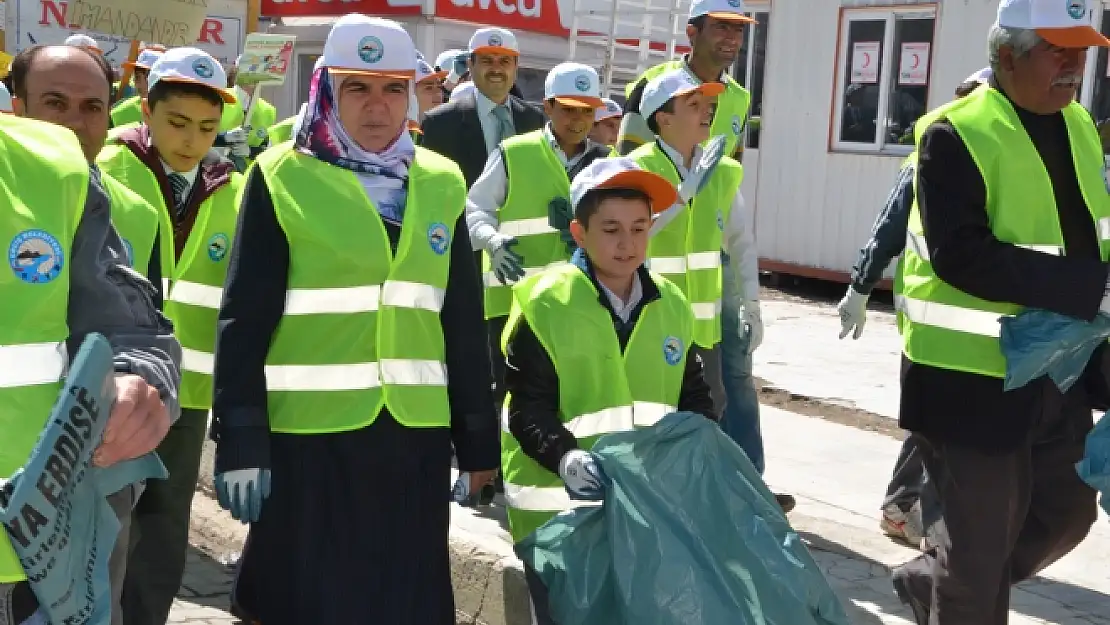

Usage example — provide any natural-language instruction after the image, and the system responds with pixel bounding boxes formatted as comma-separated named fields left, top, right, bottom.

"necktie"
left=167, top=173, right=189, bottom=214
left=492, top=105, right=514, bottom=144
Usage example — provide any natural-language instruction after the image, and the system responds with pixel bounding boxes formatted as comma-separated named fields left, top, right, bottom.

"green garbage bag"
left=516, top=412, right=850, bottom=625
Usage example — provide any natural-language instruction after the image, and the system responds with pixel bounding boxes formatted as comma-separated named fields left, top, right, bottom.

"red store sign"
left=262, top=0, right=422, bottom=17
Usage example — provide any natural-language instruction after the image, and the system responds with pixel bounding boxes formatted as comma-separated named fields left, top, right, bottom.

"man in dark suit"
left=421, top=27, right=545, bottom=187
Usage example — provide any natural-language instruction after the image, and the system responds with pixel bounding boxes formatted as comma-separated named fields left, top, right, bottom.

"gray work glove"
left=487, top=233, right=525, bottom=285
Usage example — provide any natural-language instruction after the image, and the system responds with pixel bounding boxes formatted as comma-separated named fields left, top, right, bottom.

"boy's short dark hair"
left=147, top=80, right=226, bottom=112
left=646, top=97, right=676, bottom=134
left=574, top=187, right=652, bottom=225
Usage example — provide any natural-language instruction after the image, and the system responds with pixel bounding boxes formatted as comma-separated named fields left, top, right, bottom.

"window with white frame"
left=733, top=6, right=771, bottom=150
left=1079, top=4, right=1110, bottom=157
left=831, top=7, right=937, bottom=153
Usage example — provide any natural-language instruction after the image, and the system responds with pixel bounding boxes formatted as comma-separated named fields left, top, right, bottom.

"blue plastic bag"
left=516, top=412, right=850, bottom=625
left=999, top=309, right=1110, bottom=392
left=1077, top=415, right=1110, bottom=516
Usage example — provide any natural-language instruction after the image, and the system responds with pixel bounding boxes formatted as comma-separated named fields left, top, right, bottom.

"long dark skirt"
left=232, top=413, right=455, bottom=625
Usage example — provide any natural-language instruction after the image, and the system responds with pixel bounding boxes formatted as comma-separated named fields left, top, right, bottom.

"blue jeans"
left=719, top=288, right=765, bottom=474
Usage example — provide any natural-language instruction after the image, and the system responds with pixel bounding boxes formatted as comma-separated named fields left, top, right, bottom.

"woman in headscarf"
left=208, top=14, right=499, bottom=624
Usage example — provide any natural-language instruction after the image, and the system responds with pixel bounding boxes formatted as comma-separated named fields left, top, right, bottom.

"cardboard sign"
left=64, top=0, right=208, bottom=47
left=236, top=33, right=296, bottom=86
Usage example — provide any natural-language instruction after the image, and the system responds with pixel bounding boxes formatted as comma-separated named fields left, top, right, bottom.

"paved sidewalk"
left=169, top=404, right=1110, bottom=624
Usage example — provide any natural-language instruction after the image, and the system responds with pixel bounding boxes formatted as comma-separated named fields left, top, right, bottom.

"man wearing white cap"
left=618, top=0, right=754, bottom=159
left=435, top=47, right=469, bottom=93
left=96, top=47, right=244, bottom=625
left=110, top=46, right=165, bottom=128
left=589, top=97, right=622, bottom=146
left=413, top=54, right=448, bottom=127
left=466, top=62, right=611, bottom=408
left=891, top=2, right=1110, bottom=622
left=421, top=26, right=544, bottom=187
left=210, top=14, right=497, bottom=624
left=833, top=69, right=992, bottom=553
left=64, top=33, right=102, bottom=54
left=631, top=68, right=797, bottom=515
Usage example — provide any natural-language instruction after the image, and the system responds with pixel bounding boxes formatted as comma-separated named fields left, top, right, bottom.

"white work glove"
left=558, top=449, right=609, bottom=501
left=741, top=300, right=764, bottom=354
left=224, top=126, right=251, bottom=158
left=487, top=233, right=525, bottom=285
left=838, top=286, right=870, bottom=340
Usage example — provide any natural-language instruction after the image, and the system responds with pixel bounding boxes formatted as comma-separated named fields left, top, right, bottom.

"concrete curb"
left=195, top=441, right=534, bottom=625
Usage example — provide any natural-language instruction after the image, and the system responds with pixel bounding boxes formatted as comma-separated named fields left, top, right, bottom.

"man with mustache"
left=890, top=1, right=1110, bottom=623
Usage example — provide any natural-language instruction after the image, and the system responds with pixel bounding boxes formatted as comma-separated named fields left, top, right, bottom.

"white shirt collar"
left=656, top=138, right=703, bottom=176
left=541, top=123, right=596, bottom=166
left=596, top=272, right=644, bottom=324
left=475, top=88, right=509, bottom=118
left=682, top=55, right=728, bottom=84
left=160, top=160, right=199, bottom=186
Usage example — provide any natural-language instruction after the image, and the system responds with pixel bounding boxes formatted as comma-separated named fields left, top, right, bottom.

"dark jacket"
left=210, top=162, right=499, bottom=474
left=113, top=125, right=236, bottom=261
left=850, top=163, right=914, bottom=294
left=503, top=257, right=717, bottom=475
left=420, top=91, right=545, bottom=187
left=902, top=83, right=1110, bottom=451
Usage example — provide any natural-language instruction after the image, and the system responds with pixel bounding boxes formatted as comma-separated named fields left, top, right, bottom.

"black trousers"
left=883, top=436, right=941, bottom=533
left=524, top=564, right=558, bottom=625
left=488, top=315, right=509, bottom=408
left=894, top=408, right=1097, bottom=625
left=123, top=408, right=208, bottom=625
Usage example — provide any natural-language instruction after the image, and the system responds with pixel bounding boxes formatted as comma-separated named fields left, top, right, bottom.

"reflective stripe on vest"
left=632, top=141, right=743, bottom=346
left=97, top=144, right=242, bottom=408
left=900, top=87, right=1110, bottom=377
left=0, top=116, right=88, bottom=582
left=256, top=144, right=465, bottom=433
left=483, top=130, right=574, bottom=319
left=500, top=264, right=692, bottom=542
left=629, top=60, right=751, bottom=158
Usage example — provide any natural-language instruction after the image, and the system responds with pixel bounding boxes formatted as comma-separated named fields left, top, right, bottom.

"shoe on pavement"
left=892, top=571, right=930, bottom=625
left=880, top=501, right=927, bottom=550
left=775, top=493, right=796, bottom=514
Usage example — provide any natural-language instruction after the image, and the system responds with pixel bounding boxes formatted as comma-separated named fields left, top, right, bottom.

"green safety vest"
left=500, top=263, right=693, bottom=542
left=255, top=144, right=466, bottom=433
left=268, top=115, right=297, bottom=145
left=111, top=95, right=144, bottom=128
left=222, top=95, right=278, bottom=149
left=0, top=117, right=88, bottom=582
left=97, top=144, right=243, bottom=409
left=630, top=141, right=744, bottom=347
left=100, top=171, right=162, bottom=276
left=483, top=130, right=574, bottom=319
left=900, top=86, right=1110, bottom=377
left=629, top=60, right=751, bottom=157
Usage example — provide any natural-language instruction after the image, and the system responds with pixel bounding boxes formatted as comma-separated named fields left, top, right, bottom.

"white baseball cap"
left=417, top=56, right=448, bottom=84
left=148, top=47, right=237, bottom=104
left=544, top=63, right=603, bottom=109
left=435, top=48, right=465, bottom=71
left=0, top=83, right=12, bottom=114
left=998, top=0, right=1110, bottom=47
left=320, top=14, right=418, bottom=78
left=468, top=27, right=519, bottom=57
left=570, top=157, right=677, bottom=215
left=640, top=68, right=725, bottom=119
left=124, top=46, right=166, bottom=71
left=963, top=67, right=993, bottom=84
left=64, top=34, right=102, bottom=53
left=596, top=98, right=623, bottom=121
left=689, top=0, right=756, bottom=23
left=449, top=81, right=476, bottom=102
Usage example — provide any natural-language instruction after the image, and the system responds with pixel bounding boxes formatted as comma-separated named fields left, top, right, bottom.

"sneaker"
left=880, top=501, right=926, bottom=550
left=775, top=493, right=796, bottom=514
left=892, top=571, right=930, bottom=625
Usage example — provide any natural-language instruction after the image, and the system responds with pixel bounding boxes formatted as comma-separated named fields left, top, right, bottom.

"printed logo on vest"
left=428, top=222, right=451, bottom=255
left=192, top=59, right=215, bottom=79
left=122, top=238, right=135, bottom=267
left=663, top=335, right=683, bottom=366
left=1067, top=0, right=1087, bottom=20
left=358, top=36, right=385, bottom=64
left=9, top=229, right=64, bottom=284
left=731, top=115, right=742, bottom=136
left=207, top=233, right=230, bottom=262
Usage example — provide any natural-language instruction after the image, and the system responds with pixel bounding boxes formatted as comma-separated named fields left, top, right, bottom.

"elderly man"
left=891, top=1, right=1110, bottom=623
